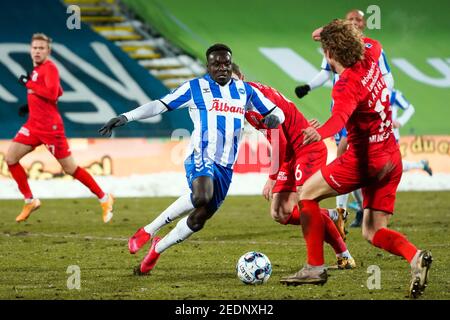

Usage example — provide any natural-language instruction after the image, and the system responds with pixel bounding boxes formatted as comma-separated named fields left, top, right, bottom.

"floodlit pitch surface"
left=1, top=192, right=449, bottom=300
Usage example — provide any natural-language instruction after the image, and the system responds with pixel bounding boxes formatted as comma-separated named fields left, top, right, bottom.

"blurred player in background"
left=295, top=9, right=394, bottom=228
left=99, top=44, right=285, bottom=275
left=232, top=63, right=355, bottom=269
left=6, top=33, right=114, bottom=223
left=281, top=20, right=432, bottom=299
left=391, top=90, right=433, bottom=175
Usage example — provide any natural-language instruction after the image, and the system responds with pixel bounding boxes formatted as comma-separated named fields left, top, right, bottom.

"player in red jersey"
left=6, top=33, right=114, bottom=223
left=302, top=10, right=395, bottom=229
left=279, top=20, right=432, bottom=298
left=232, top=63, right=355, bottom=270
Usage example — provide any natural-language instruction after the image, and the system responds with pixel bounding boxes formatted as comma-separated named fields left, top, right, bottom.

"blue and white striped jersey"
left=160, top=74, right=276, bottom=169
left=390, top=89, right=415, bottom=141
left=390, top=89, right=411, bottom=111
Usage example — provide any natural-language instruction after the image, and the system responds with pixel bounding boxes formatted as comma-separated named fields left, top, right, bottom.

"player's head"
left=320, top=19, right=364, bottom=71
left=30, top=33, right=52, bottom=65
left=231, top=62, right=244, bottom=80
left=345, top=9, right=366, bottom=32
left=206, top=43, right=233, bottom=86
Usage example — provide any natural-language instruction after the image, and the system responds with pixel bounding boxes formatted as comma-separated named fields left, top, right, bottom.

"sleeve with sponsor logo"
left=26, top=63, right=61, bottom=101
left=159, top=81, right=192, bottom=110
left=317, top=77, right=359, bottom=139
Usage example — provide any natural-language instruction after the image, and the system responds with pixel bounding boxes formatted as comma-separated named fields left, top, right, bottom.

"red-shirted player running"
left=6, top=33, right=114, bottom=223
left=232, top=63, right=355, bottom=270
left=279, top=20, right=432, bottom=299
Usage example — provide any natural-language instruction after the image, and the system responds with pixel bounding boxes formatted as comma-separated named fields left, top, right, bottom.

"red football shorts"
left=272, top=142, right=327, bottom=193
left=13, top=126, right=71, bottom=159
left=321, top=144, right=403, bottom=214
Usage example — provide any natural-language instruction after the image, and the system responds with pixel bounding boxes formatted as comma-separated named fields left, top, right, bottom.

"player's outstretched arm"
left=295, top=64, right=332, bottom=99
left=98, top=115, right=128, bottom=137
left=307, top=77, right=358, bottom=144
left=294, top=84, right=311, bottom=99
left=98, top=100, right=168, bottom=137
left=121, top=100, right=168, bottom=121
left=262, top=109, right=284, bottom=129
left=246, top=85, right=285, bottom=128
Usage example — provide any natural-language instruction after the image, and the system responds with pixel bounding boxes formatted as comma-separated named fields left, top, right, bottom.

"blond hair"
left=31, top=33, right=52, bottom=48
left=320, top=19, right=364, bottom=68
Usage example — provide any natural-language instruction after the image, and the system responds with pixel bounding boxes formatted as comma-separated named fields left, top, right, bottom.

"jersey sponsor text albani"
left=160, top=74, right=276, bottom=169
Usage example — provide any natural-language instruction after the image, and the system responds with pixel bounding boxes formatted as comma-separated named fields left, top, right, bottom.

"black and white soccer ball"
left=236, top=251, right=272, bottom=285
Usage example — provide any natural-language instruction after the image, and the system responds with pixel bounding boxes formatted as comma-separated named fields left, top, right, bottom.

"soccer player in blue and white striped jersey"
left=99, top=43, right=285, bottom=275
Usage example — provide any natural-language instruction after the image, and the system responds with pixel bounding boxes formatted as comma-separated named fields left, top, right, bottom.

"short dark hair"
left=206, top=43, right=232, bottom=59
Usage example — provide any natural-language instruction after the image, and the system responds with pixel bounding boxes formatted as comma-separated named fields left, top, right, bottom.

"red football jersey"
left=248, top=81, right=310, bottom=152
left=25, top=59, right=64, bottom=132
left=317, top=38, right=396, bottom=153
left=247, top=82, right=325, bottom=180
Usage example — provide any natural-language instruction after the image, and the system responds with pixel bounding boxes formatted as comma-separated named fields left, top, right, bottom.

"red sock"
left=8, top=163, right=33, bottom=199
left=283, top=206, right=300, bottom=225
left=72, top=166, right=105, bottom=199
left=320, top=208, right=347, bottom=254
left=372, top=228, right=418, bottom=263
left=299, top=200, right=325, bottom=266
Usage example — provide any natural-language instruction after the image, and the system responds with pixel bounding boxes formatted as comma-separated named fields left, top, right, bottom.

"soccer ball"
left=236, top=251, right=272, bottom=285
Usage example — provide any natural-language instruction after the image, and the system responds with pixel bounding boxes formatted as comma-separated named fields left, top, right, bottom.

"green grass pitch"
left=1, top=192, right=449, bottom=300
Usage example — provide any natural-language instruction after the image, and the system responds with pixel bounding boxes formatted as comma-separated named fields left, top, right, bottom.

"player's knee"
left=362, top=226, right=375, bottom=242
left=60, top=161, right=77, bottom=175
left=5, top=153, right=19, bottom=166
left=298, top=185, right=312, bottom=200
left=64, top=165, right=77, bottom=175
left=191, top=192, right=213, bottom=208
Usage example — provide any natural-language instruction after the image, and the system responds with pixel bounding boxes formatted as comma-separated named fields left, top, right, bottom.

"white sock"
left=337, top=250, right=352, bottom=259
left=144, top=194, right=194, bottom=236
left=155, top=216, right=194, bottom=254
left=99, top=194, right=109, bottom=203
left=336, top=194, right=349, bottom=210
left=306, top=264, right=326, bottom=271
left=24, top=198, right=34, bottom=204
left=403, top=161, right=423, bottom=172
left=328, top=209, right=338, bottom=222
left=352, top=189, right=363, bottom=210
